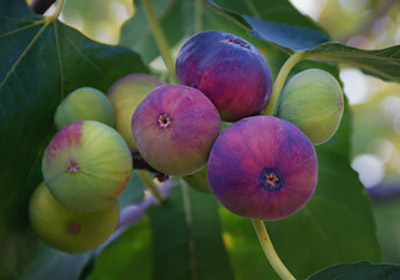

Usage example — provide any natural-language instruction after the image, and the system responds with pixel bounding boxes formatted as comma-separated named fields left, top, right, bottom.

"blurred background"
left=44, top=0, right=400, bottom=264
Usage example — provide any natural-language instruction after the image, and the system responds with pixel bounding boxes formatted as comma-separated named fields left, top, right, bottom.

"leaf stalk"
left=141, top=0, right=177, bottom=83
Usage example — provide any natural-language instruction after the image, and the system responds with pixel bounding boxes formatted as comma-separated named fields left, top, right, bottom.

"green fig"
left=276, top=69, right=344, bottom=145
left=42, top=120, right=132, bottom=211
left=54, top=87, right=114, bottom=129
left=107, top=74, right=165, bottom=151
left=29, top=182, right=119, bottom=254
left=182, top=166, right=212, bottom=194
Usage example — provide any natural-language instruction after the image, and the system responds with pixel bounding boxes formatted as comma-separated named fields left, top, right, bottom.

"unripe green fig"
left=42, top=121, right=132, bottom=211
left=183, top=166, right=212, bottom=194
left=29, top=182, right=119, bottom=254
left=276, top=69, right=344, bottom=145
left=54, top=87, right=115, bottom=129
left=107, top=74, right=165, bottom=151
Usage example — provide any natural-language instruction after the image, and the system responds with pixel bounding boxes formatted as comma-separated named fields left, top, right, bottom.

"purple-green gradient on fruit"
left=107, top=74, right=165, bottom=151
left=29, top=182, right=119, bottom=254
left=208, top=116, right=318, bottom=221
left=183, top=166, right=212, bottom=194
left=131, top=84, right=221, bottom=176
left=176, top=31, right=273, bottom=122
left=42, top=121, right=132, bottom=211
left=54, top=87, right=114, bottom=129
left=276, top=69, right=344, bottom=145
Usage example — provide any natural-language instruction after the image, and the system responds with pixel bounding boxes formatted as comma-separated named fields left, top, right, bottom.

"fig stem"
left=136, top=170, right=163, bottom=204
left=252, top=219, right=296, bottom=280
left=141, top=0, right=177, bottom=83
left=263, top=51, right=304, bottom=116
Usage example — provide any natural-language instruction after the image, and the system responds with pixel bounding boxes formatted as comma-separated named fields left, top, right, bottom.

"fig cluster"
left=30, top=30, right=346, bottom=253
left=131, top=31, right=344, bottom=221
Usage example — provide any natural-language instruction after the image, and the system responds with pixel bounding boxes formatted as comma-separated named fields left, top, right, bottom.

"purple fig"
left=176, top=31, right=273, bottom=122
left=131, top=84, right=221, bottom=175
left=208, top=116, right=318, bottom=221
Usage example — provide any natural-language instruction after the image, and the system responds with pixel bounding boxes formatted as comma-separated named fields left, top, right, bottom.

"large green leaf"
left=306, top=42, right=400, bottom=83
left=148, top=183, right=234, bottom=280
left=206, top=0, right=329, bottom=52
left=0, top=1, right=148, bottom=278
left=209, top=1, right=400, bottom=84
left=86, top=219, right=153, bottom=280
left=308, top=261, right=400, bottom=280
left=19, top=243, right=91, bottom=280
left=119, top=0, right=329, bottom=64
left=219, top=101, right=380, bottom=279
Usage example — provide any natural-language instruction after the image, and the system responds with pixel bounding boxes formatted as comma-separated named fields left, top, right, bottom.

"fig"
left=54, top=87, right=114, bottom=129
left=182, top=166, right=212, bottom=194
left=131, top=84, right=221, bottom=175
left=276, top=69, right=344, bottom=145
left=42, top=120, right=132, bottom=211
left=107, top=74, right=165, bottom=151
left=208, top=116, right=318, bottom=221
left=29, top=182, right=119, bottom=254
left=176, top=30, right=273, bottom=122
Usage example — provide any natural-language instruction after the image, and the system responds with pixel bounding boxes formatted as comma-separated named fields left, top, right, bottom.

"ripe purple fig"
left=54, top=87, right=114, bottom=129
left=131, top=84, right=221, bottom=175
left=42, top=121, right=132, bottom=211
left=176, top=31, right=273, bottom=122
left=208, top=116, right=318, bottom=221
left=29, top=182, right=119, bottom=253
left=107, top=74, right=165, bottom=151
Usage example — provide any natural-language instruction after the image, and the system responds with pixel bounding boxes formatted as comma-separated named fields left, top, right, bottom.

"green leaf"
left=306, top=42, right=400, bottom=83
left=0, top=0, right=148, bottom=278
left=208, top=1, right=400, bottom=83
left=148, top=183, right=234, bottom=280
left=118, top=171, right=146, bottom=207
left=86, top=219, right=153, bottom=280
left=206, top=0, right=329, bottom=52
left=120, top=0, right=193, bottom=64
left=219, top=100, right=380, bottom=279
left=308, top=261, right=400, bottom=280
left=19, top=242, right=91, bottom=280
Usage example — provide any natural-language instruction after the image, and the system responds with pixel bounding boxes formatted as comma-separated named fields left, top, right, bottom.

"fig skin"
left=176, top=30, right=273, bottom=122
left=107, top=74, right=165, bottom=151
left=208, top=116, right=318, bottom=221
left=276, top=69, right=344, bottom=145
left=42, top=120, right=132, bottom=211
left=29, top=182, right=119, bottom=254
left=54, top=87, right=114, bottom=129
left=182, top=166, right=212, bottom=194
left=131, top=84, right=221, bottom=176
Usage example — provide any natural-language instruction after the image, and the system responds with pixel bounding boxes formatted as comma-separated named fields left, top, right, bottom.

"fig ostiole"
left=107, top=74, right=165, bottom=151
left=29, top=182, right=119, bottom=254
left=42, top=120, right=132, bottom=211
left=276, top=69, right=344, bottom=145
left=54, top=87, right=115, bottom=129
